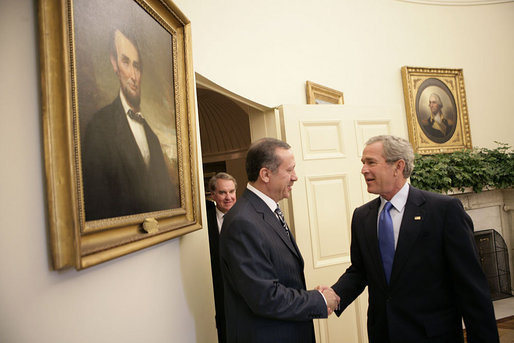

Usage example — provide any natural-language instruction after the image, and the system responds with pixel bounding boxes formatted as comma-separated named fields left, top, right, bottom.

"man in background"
left=82, top=27, right=178, bottom=221
left=326, top=135, right=498, bottom=342
left=220, top=137, right=340, bottom=343
left=206, top=172, right=237, bottom=343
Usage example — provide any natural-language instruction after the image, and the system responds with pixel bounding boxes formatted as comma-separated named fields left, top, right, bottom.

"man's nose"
left=129, top=65, right=138, bottom=79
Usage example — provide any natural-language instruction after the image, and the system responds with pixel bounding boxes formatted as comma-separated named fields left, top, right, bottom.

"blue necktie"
left=379, top=202, right=395, bottom=284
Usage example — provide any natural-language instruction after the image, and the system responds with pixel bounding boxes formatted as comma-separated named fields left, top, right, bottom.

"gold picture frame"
left=39, top=0, right=201, bottom=270
left=401, top=66, right=472, bottom=154
left=306, top=81, right=344, bottom=104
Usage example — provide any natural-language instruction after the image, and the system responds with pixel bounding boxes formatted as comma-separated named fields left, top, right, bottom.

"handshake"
left=316, top=285, right=340, bottom=316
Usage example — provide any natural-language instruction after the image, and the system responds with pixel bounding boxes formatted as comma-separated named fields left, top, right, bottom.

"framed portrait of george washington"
left=401, top=67, right=472, bottom=154
left=39, top=0, right=201, bottom=270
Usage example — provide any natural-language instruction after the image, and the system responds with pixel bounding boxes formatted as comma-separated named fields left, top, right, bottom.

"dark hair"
left=246, top=138, right=291, bottom=182
left=110, top=28, right=143, bottom=71
left=365, top=135, right=415, bottom=178
left=208, top=172, right=237, bottom=192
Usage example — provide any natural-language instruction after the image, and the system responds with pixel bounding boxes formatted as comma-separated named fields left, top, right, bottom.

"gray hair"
left=429, top=93, right=443, bottom=108
left=208, top=172, right=237, bottom=192
left=365, top=135, right=415, bottom=178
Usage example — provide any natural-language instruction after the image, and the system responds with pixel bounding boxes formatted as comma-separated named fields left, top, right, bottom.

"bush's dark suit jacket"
left=82, top=96, right=178, bottom=221
left=220, top=189, right=326, bottom=343
left=332, top=186, right=498, bottom=343
left=206, top=200, right=226, bottom=343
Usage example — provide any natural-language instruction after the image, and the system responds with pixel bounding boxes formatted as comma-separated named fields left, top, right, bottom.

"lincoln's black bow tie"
left=127, top=109, right=145, bottom=124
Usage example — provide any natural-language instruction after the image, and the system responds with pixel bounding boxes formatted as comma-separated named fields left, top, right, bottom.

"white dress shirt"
left=215, top=207, right=225, bottom=233
left=120, top=90, right=150, bottom=166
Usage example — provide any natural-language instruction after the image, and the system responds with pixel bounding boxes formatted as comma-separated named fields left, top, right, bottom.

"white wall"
left=0, top=1, right=215, bottom=342
left=1, top=0, right=513, bottom=342
left=175, top=0, right=514, bottom=149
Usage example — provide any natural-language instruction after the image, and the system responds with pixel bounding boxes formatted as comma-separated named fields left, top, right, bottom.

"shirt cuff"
left=318, top=290, right=327, bottom=305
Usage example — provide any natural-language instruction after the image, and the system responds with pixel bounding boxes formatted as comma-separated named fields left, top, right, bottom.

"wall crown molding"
left=396, top=0, right=513, bottom=6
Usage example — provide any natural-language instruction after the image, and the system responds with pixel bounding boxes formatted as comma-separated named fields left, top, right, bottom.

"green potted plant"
left=410, top=142, right=514, bottom=194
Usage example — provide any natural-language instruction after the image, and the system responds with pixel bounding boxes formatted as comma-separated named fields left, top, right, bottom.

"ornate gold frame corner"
left=306, top=81, right=344, bottom=105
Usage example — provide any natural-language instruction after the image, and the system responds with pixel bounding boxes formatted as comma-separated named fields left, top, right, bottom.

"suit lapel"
left=288, top=231, right=303, bottom=262
left=389, top=187, right=426, bottom=286
left=362, top=198, right=387, bottom=285
left=262, top=206, right=302, bottom=261
left=113, top=97, right=147, bottom=173
left=245, top=190, right=302, bottom=261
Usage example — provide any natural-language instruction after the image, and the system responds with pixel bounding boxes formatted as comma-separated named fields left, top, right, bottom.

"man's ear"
left=395, top=160, right=405, bottom=176
left=110, top=54, right=118, bottom=74
left=259, top=168, right=270, bottom=183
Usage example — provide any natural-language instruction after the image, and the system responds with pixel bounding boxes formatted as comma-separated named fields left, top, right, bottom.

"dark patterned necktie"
left=274, top=206, right=290, bottom=236
left=379, top=202, right=395, bottom=284
left=127, top=109, right=145, bottom=124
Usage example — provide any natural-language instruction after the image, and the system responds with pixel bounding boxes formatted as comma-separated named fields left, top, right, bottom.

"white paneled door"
left=278, top=104, right=401, bottom=343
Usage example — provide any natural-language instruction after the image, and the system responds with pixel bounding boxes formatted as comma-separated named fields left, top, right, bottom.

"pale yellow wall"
left=1, top=0, right=513, bottom=342
left=176, top=0, right=514, bottom=149
left=0, top=1, right=215, bottom=342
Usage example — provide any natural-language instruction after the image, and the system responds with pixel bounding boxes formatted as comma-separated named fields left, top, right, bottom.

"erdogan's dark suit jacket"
left=82, top=96, right=179, bottom=221
left=332, top=186, right=499, bottom=343
left=206, top=200, right=227, bottom=343
left=219, top=189, right=327, bottom=343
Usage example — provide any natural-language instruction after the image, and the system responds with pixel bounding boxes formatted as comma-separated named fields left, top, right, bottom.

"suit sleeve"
left=443, top=197, right=499, bottom=342
left=220, top=216, right=327, bottom=321
left=331, top=209, right=368, bottom=315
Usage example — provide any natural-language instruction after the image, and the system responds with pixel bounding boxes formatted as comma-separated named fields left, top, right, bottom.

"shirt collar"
left=380, top=182, right=409, bottom=212
left=215, top=207, right=225, bottom=220
left=119, top=90, right=131, bottom=115
left=247, top=183, right=278, bottom=212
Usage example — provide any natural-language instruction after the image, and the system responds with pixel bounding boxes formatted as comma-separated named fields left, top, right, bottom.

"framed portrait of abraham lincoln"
left=401, top=66, right=472, bottom=154
left=39, top=0, right=201, bottom=270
